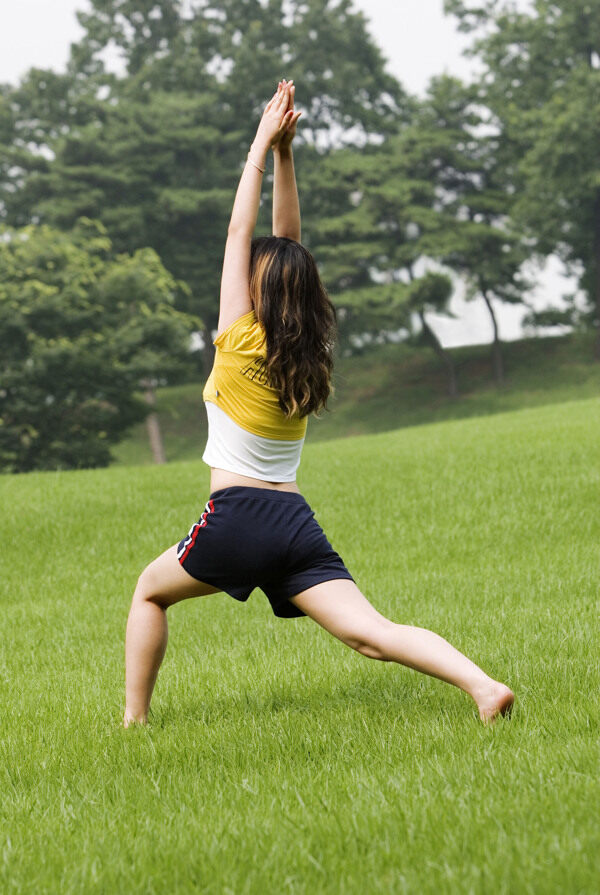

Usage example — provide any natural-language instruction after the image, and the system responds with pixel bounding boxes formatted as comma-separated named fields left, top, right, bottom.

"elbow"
left=227, top=222, right=253, bottom=239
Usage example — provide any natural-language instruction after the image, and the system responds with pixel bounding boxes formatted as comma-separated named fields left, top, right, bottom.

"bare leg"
left=124, top=544, right=221, bottom=727
left=289, top=580, right=513, bottom=723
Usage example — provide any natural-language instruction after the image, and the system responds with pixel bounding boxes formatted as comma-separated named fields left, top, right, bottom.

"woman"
left=124, top=80, right=514, bottom=727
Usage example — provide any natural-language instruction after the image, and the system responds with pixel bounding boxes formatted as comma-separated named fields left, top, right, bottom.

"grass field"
left=112, top=331, right=600, bottom=466
left=1, top=397, right=599, bottom=893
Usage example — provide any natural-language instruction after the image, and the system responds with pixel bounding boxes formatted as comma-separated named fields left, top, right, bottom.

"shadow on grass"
left=147, top=673, right=475, bottom=732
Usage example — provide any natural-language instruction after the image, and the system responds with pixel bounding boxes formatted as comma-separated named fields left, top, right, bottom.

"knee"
left=133, top=563, right=163, bottom=605
left=345, top=622, right=396, bottom=661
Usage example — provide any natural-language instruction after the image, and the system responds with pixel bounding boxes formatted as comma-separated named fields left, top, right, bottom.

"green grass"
left=112, top=330, right=600, bottom=466
left=1, top=397, right=599, bottom=893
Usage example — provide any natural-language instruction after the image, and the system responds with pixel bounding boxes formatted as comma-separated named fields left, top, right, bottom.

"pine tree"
left=445, top=0, right=600, bottom=357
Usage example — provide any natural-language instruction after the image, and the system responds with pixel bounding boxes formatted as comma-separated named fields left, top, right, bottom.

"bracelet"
left=246, top=153, right=265, bottom=174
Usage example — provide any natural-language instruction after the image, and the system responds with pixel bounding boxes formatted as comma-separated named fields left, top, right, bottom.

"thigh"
left=288, top=579, right=391, bottom=646
left=136, top=544, right=222, bottom=608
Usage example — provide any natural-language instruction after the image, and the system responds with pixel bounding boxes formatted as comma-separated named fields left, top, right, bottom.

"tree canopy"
left=0, top=218, right=196, bottom=472
left=445, top=0, right=600, bottom=354
left=0, top=0, right=409, bottom=366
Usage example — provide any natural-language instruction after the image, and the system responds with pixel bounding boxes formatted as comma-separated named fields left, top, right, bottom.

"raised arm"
left=217, top=82, right=294, bottom=335
left=272, top=79, right=302, bottom=242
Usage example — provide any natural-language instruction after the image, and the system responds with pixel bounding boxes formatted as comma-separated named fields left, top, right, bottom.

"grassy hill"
left=1, top=398, right=598, bottom=893
left=113, top=330, right=599, bottom=466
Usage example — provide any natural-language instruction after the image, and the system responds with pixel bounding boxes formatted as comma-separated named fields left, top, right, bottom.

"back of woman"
left=201, top=235, right=336, bottom=484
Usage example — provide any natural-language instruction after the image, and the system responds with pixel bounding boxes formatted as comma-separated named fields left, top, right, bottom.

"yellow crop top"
left=202, top=310, right=308, bottom=441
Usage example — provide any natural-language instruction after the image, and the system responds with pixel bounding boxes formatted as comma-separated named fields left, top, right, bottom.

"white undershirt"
left=202, top=401, right=305, bottom=482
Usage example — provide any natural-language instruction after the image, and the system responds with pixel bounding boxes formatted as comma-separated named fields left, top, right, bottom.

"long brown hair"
left=249, top=236, right=337, bottom=419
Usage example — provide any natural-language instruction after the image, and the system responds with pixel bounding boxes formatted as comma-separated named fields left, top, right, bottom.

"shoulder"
left=214, top=310, right=265, bottom=353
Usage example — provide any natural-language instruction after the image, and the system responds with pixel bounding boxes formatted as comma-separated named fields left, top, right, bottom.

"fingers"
left=276, top=110, right=293, bottom=135
left=265, top=84, right=281, bottom=112
left=279, top=81, right=298, bottom=127
left=263, top=80, right=297, bottom=136
left=277, top=79, right=294, bottom=103
left=292, top=112, right=302, bottom=131
left=267, top=78, right=291, bottom=111
left=284, top=110, right=301, bottom=133
left=274, top=82, right=290, bottom=112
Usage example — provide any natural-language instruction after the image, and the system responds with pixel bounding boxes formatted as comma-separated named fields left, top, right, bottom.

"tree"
left=417, top=76, right=532, bottom=384
left=0, top=0, right=409, bottom=375
left=302, top=135, right=460, bottom=395
left=445, top=0, right=600, bottom=357
left=72, top=0, right=407, bottom=147
left=0, top=218, right=196, bottom=472
left=407, top=273, right=458, bottom=397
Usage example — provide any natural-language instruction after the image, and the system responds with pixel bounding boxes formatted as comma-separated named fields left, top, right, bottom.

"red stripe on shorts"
left=180, top=499, right=215, bottom=563
left=200, top=499, right=215, bottom=527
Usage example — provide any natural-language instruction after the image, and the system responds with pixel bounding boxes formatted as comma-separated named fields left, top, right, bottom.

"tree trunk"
left=143, top=385, right=166, bottom=465
left=594, top=191, right=600, bottom=361
left=418, top=310, right=458, bottom=398
left=481, top=289, right=505, bottom=384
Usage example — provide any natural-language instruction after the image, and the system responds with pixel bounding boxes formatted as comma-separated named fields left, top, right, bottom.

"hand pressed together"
left=273, top=79, right=301, bottom=151
left=252, top=79, right=302, bottom=155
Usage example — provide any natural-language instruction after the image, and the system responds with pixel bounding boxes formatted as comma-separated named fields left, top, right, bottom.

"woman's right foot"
left=473, top=681, right=514, bottom=724
left=123, top=709, right=147, bottom=728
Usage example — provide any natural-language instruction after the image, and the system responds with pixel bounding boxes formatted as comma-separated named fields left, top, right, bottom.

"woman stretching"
left=124, top=80, right=514, bottom=727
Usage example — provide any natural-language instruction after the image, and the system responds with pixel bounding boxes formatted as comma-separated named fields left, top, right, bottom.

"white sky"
left=0, top=0, right=573, bottom=347
left=0, top=0, right=482, bottom=94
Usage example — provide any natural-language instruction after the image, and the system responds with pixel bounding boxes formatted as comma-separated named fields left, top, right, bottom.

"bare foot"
left=474, top=681, right=514, bottom=724
left=123, top=710, right=147, bottom=728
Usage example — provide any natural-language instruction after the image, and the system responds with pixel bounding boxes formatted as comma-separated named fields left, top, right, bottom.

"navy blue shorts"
left=177, top=486, right=354, bottom=618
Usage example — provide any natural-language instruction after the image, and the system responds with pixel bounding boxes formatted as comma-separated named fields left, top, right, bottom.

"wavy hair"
left=249, top=236, right=337, bottom=419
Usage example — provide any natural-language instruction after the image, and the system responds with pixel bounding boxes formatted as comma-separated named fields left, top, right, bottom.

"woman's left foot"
left=123, top=710, right=147, bottom=728
left=474, top=681, right=514, bottom=724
